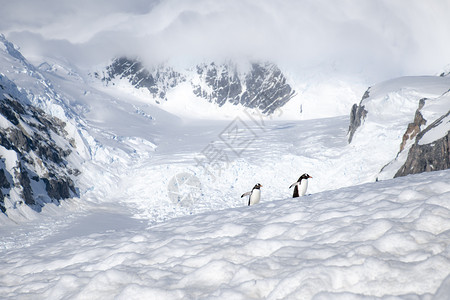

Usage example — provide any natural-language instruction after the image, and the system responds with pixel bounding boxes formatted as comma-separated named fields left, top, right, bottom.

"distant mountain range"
left=94, top=57, right=296, bottom=114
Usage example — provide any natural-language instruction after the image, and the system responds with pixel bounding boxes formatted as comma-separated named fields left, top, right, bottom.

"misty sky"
left=1, top=0, right=449, bottom=81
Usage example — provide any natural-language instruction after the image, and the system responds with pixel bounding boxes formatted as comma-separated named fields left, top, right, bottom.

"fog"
left=1, top=0, right=449, bottom=80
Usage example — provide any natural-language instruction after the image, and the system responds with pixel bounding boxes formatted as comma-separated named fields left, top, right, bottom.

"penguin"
left=289, top=174, right=312, bottom=198
left=241, top=183, right=263, bottom=206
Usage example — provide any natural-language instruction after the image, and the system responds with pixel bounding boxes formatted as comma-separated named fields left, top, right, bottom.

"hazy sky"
left=1, top=0, right=449, bottom=80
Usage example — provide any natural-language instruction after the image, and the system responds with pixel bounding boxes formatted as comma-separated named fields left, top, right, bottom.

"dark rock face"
left=399, top=98, right=427, bottom=152
left=99, top=58, right=295, bottom=115
left=395, top=110, right=450, bottom=177
left=193, top=63, right=242, bottom=107
left=0, top=74, right=79, bottom=214
left=347, top=88, right=369, bottom=143
left=0, top=168, right=10, bottom=189
left=99, top=57, right=186, bottom=101
left=43, top=177, right=76, bottom=200
left=193, top=62, right=295, bottom=114
left=0, top=168, right=10, bottom=213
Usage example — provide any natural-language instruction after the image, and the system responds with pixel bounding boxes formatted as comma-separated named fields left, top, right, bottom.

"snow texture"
left=1, top=35, right=450, bottom=300
left=1, top=170, right=450, bottom=299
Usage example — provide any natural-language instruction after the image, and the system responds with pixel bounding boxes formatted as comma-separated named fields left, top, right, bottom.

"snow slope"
left=1, top=170, right=449, bottom=299
left=1, top=37, right=450, bottom=299
left=6, top=54, right=446, bottom=224
left=349, top=76, right=450, bottom=179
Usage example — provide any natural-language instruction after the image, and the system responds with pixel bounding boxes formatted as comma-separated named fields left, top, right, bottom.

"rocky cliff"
left=98, top=57, right=185, bottom=103
left=347, top=75, right=450, bottom=180
left=0, top=74, right=79, bottom=214
left=97, top=58, right=295, bottom=114
left=347, top=89, right=369, bottom=143
left=394, top=107, right=450, bottom=177
left=0, top=35, right=84, bottom=217
left=193, top=62, right=295, bottom=114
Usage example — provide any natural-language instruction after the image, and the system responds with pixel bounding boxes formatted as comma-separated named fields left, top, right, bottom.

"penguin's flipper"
left=293, top=185, right=299, bottom=198
left=289, top=182, right=298, bottom=189
left=241, top=191, right=251, bottom=198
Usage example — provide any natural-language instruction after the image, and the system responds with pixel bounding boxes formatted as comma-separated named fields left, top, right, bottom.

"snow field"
left=2, top=43, right=450, bottom=299
left=77, top=114, right=399, bottom=224
left=1, top=170, right=449, bottom=299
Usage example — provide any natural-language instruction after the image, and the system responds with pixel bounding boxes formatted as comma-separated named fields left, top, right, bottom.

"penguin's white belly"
left=299, top=180, right=308, bottom=196
left=249, top=189, right=261, bottom=205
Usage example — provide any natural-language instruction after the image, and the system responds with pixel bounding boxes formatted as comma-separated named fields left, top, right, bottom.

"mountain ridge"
left=95, top=57, right=296, bottom=115
left=0, top=35, right=86, bottom=218
left=0, top=74, right=79, bottom=215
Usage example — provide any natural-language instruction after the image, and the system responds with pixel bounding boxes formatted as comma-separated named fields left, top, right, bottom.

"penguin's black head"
left=253, top=183, right=263, bottom=189
left=298, top=173, right=312, bottom=181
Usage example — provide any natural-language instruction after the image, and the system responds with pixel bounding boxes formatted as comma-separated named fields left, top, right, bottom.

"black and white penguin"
left=289, top=174, right=312, bottom=198
left=241, top=183, right=263, bottom=206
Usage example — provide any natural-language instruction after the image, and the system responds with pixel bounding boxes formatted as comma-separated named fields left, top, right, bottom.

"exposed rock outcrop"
left=193, top=62, right=295, bottom=114
left=398, top=98, right=427, bottom=152
left=347, top=75, right=450, bottom=180
left=395, top=110, right=450, bottom=177
left=0, top=74, right=79, bottom=214
left=347, top=89, right=369, bottom=143
left=97, top=57, right=186, bottom=102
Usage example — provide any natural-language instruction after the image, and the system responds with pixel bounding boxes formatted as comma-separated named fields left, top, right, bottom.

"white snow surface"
left=1, top=41, right=450, bottom=299
left=419, top=113, right=450, bottom=145
left=1, top=170, right=450, bottom=299
left=418, top=91, right=450, bottom=145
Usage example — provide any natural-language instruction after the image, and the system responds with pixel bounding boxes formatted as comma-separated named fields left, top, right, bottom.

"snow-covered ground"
left=1, top=169, right=449, bottom=299
left=1, top=41, right=450, bottom=299
left=1, top=94, right=450, bottom=298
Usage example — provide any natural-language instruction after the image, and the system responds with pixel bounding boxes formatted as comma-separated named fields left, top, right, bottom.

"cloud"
left=1, top=0, right=450, bottom=80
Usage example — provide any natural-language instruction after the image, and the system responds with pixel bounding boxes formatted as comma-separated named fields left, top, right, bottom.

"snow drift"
left=1, top=170, right=449, bottom=299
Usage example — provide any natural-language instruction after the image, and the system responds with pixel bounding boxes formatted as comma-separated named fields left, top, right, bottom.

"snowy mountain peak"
left=97, top=57, right=186, bottom=103
left=0, top=34, right=30, bottom=69
left=193, top=61, right=295, bottom=114
left=95, top=57, right=295, bottom=115
left=0, top=35, right=73, bottom=121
